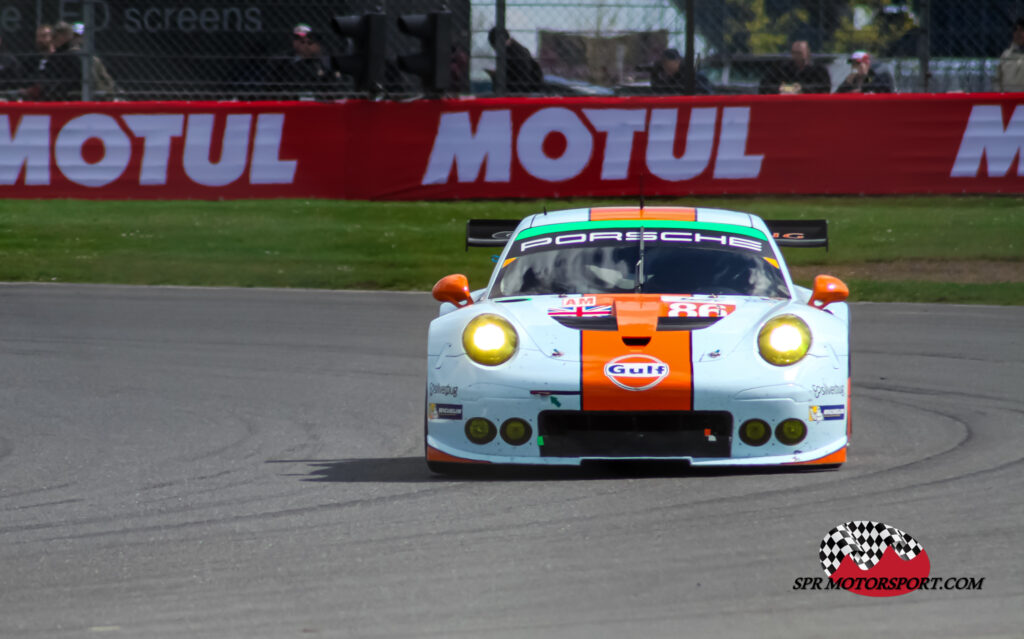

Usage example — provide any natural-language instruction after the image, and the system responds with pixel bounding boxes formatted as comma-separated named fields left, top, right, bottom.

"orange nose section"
left=581, top=329, right=693, bottom=412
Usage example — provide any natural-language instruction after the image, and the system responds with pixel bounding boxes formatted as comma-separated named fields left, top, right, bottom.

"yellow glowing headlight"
left=462, top=314, right=518, bottom=366
left=757, top=314, right=811, bottom=366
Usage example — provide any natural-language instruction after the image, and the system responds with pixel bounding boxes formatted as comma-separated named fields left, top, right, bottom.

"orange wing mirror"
left=808, top=274, right=849, bottom=310
left=432, top=274, right=473, bottom=307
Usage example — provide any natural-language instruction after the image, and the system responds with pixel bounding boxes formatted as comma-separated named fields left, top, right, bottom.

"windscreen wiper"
left=634, top=225, right=646, bottom=293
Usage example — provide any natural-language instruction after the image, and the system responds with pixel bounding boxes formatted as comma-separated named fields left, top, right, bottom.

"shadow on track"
left=267, top=457, right=839, bottom=483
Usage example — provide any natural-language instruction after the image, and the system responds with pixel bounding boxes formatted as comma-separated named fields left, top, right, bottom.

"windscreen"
left=492, top=224, right=790, bottom=298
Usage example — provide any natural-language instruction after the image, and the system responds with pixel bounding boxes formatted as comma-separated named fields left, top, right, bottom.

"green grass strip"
left=0, top=196, right=1020, bottom=304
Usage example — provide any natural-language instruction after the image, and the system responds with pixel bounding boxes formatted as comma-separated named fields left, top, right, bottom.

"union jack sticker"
left=548, top=304, right=613, bottom=317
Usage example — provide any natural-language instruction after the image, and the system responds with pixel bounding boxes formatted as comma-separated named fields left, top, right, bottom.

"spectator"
left=835, top=51, right=893, bottom=94
left=272, top=23, right=341, bottom=97
left=449, top=42, right=470, bottom=94
left=0, top=34, right=23, bottom=92
left=69, top=22, right=118, bottom=99
left=759, top=40, right=831, bottom=94
left=487, top=27, right=544, bottom=94
left=24, top=24, right=53, bottom=82
left=996, top=18, right=1024, bottom=92
left=21, top=21, right=79, bottom=100
left=16, top=23, right=54, bottom=94
left=35, top=23, right=54, bottom=54
left=650, top=48, right=712, bottom=94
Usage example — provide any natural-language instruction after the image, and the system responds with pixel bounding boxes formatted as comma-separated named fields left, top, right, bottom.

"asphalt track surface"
left=1, top=283, right=1022, bottom=638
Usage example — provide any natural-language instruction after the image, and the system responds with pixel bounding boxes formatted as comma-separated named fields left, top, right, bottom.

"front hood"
left=492, top=294, right=795, bottom=360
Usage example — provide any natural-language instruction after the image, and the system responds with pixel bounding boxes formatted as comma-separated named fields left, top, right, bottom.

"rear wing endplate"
left=466, top=219, right=520, bottom=250
left=765, top=219, right=828, bottom=250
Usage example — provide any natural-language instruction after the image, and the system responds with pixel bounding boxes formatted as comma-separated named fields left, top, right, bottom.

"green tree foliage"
left=830, top=1, right=916, bottom=54
left=690, top=0, right=916, bottom=56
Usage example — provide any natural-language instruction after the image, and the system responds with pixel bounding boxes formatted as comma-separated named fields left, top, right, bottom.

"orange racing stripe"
left=581, top=314, right=693, bottom=411
left=590, top=207, right=697, bottom=222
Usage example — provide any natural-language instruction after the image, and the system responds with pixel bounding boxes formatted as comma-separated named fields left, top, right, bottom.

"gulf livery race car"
left=425, top=206, right=851, bottom=473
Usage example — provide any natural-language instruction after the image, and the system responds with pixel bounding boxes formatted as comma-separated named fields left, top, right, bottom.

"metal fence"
left=0, top=0, right=1022, bottom=100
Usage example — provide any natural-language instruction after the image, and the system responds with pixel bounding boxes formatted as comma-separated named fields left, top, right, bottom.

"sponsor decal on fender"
left=428, top=403, right=463, bottom=420
left=809, top=405, right=846, bottom=422
left=812, top=382, right=845, bottom=399
left=428, top=383, right=458, bottom=398
left=821, top=405, right=845, bottom=421
left=603, top=355, right=670, bottom=391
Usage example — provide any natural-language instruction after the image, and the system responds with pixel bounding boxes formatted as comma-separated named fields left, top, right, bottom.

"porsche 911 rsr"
left=425, top=206, right=850, bottom=473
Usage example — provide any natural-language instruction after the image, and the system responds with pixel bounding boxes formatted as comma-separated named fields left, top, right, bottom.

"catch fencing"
left=0, top=0, right=1021, bottom=100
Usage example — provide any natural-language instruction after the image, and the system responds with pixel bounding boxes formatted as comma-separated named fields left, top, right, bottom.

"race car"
left=425, top=205, right=850, bottom=473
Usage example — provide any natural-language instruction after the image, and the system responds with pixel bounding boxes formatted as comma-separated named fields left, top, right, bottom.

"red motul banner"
left=1, top=94, right=1023, bottom=199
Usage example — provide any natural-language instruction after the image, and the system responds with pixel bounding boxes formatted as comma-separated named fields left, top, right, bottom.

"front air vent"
left=538, top=410, right=732, bottom=457
left=657, top=317, right=723, bottom=331
left=551, top=316, right=617, bottom=331
left=622, top=337, right=651, bottom=346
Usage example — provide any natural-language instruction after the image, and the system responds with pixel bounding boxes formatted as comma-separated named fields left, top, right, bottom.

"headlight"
left=757, top=314, right=811, bottom=366
left=462, top=314, right=518, bottom=366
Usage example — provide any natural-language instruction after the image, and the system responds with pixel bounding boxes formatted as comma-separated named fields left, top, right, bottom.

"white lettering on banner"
left=0, top=111, right=296, bottom=188
left=951, top=105, right=1024, bottom=177
left=422, top=110, right=512, bottom=184
left=249, top=113, right=297, bottom=184
left=581, top=108, right=646, bottom=180
left=183, top=113, right=252, bottom=186
left=714, top=107, right=764, bottom=178
left=55, top=114, right=132, bottom=188
left=421, top=106, right=763, bottom=186
left=123, top=114, right=184, bottom=185
left=646, top=107, right=717, bottom=181
left=517, top=107, right=593, bottom=182
left=0, top=114, right=50, bottom=185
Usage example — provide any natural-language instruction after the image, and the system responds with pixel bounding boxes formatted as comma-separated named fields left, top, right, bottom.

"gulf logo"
left=603, top=355, right=670, bottom=391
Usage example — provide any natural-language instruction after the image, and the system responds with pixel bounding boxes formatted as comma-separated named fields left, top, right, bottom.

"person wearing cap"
left=269, top=23, right=342, bottom=97
left=759, top=40, right=831, bottom=94
left=996, top=18, right=1024, bottom=92
left=650, top=48, right=712, bottom=95
left=68, top=21, right=117, bottom=98
left=836, top=51, right=892, bottom=94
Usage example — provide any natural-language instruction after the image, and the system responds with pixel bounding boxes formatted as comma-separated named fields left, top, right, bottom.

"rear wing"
left=466, top=219, right=520, bottom=250
left=765, top=219, right=829, bottom=250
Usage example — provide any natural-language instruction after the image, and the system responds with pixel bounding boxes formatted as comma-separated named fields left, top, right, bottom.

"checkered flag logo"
left=819, top=520, right=924, bottom=578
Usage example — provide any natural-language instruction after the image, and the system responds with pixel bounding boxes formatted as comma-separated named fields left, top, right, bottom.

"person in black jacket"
left=21, top=21, right=79, bottom=100
left=759, top=40, right=831, bottom=94
left=488, top=27, right=544, bottom=94
left=835, top=51, right=893, bottom=94
left=650, top=48, right=712, bottom=94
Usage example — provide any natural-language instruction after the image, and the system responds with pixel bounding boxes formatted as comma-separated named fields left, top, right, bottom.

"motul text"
left=0, top=112, right=296, bottom=188
left=422, top=106, right=763, bottom=185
